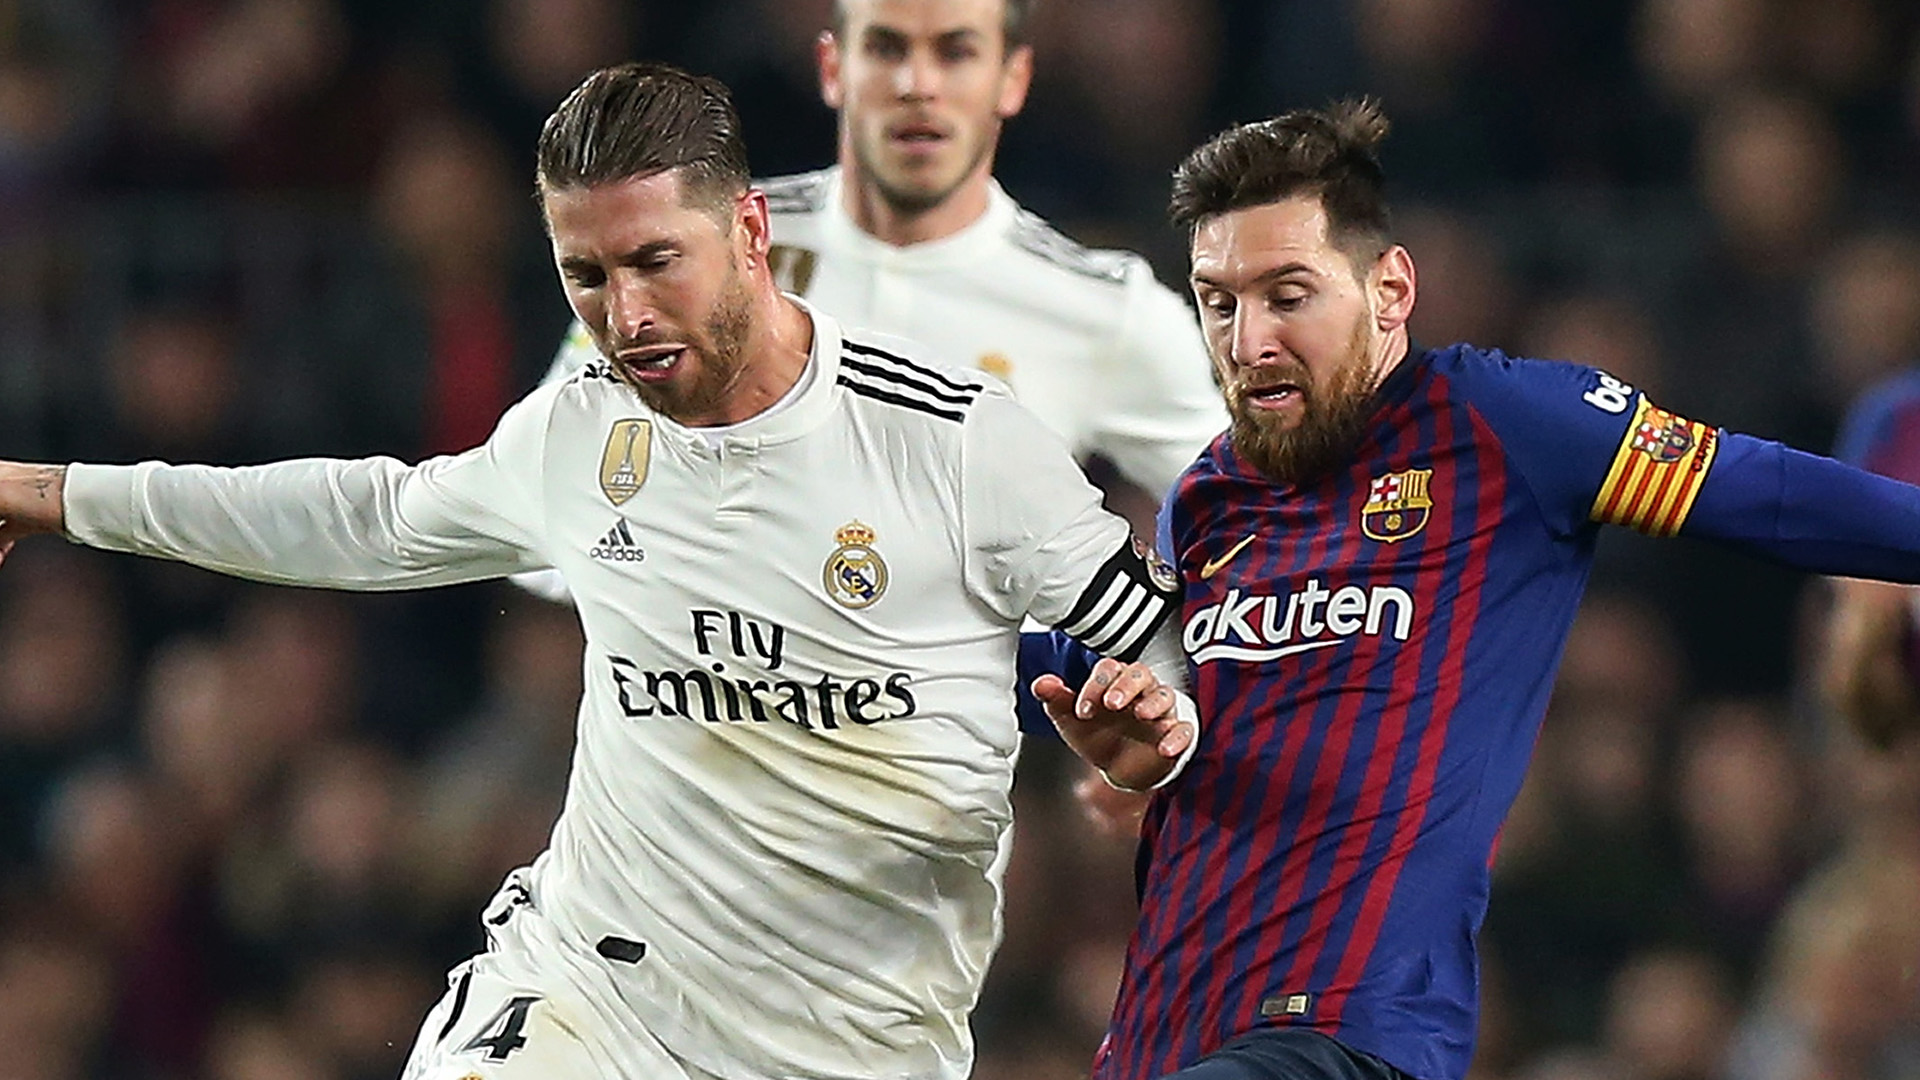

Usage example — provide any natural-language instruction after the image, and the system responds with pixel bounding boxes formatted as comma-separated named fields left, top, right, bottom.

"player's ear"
left=1370, top=245, right=1416, bottom=332
left=818, top=31, right=846, bottom=109
left=736, top=189, right=773, bottom=270
left=996, top=43, right=1033, bottom=119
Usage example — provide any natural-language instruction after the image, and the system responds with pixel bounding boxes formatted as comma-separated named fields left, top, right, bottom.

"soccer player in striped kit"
left=1037, top=100, right=1920, bottom=1080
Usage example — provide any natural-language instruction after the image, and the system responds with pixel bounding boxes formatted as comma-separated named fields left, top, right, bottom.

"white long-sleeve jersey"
left=62, top=305, right=1184, bottom=1080
left=547, top=167, right=1225, bottom=495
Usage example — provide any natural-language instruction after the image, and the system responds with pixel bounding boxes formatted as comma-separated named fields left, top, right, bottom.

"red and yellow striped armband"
left=1588, top=397, right=1720, bottom=536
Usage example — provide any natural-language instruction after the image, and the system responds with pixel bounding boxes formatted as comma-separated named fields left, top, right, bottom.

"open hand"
left=1032, top=657, right=1194, bottom=791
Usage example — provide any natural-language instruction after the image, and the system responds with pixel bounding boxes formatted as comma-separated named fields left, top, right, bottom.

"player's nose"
left=606, top=275, right=656, bottom=340
left=894, top=49, right=939, bottom=99
left=1228, top=308, right=1279, bottom=368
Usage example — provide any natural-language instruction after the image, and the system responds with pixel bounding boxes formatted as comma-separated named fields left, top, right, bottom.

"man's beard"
left=622, top=268, right=753, bottom=423
left=1225, top=325, right=1380, bottom=487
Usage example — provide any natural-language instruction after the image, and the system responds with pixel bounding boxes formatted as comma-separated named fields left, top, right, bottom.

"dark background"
left=0, top=1, right=1917, bottom=1078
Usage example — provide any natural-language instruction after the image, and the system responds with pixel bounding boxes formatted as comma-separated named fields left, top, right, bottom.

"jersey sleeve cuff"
left=61, top=462, right=147, bottom=551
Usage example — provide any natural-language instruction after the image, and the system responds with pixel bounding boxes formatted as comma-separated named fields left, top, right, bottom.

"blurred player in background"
left=1034, top=100, right=1920, bottom=1080
left=0, top=63, right=1197, bottom=1080
left=1821, top=373, right=1920, bottom=749
left=536, top=0, right=1224, bottom=500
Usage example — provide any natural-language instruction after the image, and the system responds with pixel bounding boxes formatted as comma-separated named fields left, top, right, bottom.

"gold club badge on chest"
left=599, top=419, right=651, bottom=505
left=1361, top=468, right=1434, bottom=543
left=823, top=520, right=889, bottom=609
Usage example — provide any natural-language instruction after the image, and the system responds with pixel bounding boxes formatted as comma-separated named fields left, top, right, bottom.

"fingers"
left=1030, top=672, right=1071, bottom=704
left=1079, top=659, right=1161, bottom=718
left=1130, top=683, right=1177, bottom=722
left=1156, top=717, right=1195, bottom=758
left=1029, top=673, right=1076, bottom=721
left=1073, top=658, right=1123, bottom=718
left=1129, top=684, right=1193, bottom=758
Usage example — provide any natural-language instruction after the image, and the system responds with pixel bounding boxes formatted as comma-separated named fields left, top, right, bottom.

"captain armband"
left=1056, top=536, right=1183, bottom=662
left=1589, top=397, right=1721, bottom=537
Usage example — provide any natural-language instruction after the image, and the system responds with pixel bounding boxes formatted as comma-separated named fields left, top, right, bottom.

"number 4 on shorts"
left=460, top=996, right=540, bottom=1061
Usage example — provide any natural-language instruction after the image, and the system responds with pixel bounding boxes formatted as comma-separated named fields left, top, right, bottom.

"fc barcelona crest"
left=1361, top=468, right=1433, bottom=543
left=599, top=419, right=651, bottom=505
left=1630, top=407, right=1695, bottom=464
left=823, top=520, right=889, bottom=609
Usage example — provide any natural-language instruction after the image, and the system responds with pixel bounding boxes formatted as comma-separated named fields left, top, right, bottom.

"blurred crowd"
left=0, top=0, right=1919, bottom=1079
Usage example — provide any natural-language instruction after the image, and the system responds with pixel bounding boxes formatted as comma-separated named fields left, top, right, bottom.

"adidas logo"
left=589, top=519, right=646, bottom=562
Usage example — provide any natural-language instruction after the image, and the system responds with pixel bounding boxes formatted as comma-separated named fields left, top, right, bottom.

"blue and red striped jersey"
left=1095, top=343, right=1920, bottom=1080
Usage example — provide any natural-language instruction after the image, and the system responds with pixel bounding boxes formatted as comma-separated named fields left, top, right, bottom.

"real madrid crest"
left=599, top=419, right=651, bottom=505
left=823, top=520, right=889, bottom=609
left=1361, top=468, right=1434, bottom=543
left=1134, top=535, right=1181, bottom=591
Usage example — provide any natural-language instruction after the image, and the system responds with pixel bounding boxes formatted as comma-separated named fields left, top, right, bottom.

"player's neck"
left=841, top=166, right=994, bottom=247
left=1370, top=331, right=1411, bottom=388
left=695, top=293, right=816, bottom=428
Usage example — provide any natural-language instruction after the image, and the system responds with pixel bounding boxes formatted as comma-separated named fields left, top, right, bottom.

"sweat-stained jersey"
left=546, top=167, right=1226, bottom=495
left=60, top=303, right=1185, bottom=1080
left=1100, top=344, right=1920, bottom=1080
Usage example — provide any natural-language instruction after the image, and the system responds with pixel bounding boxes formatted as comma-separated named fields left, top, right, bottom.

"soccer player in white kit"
left=518, top=0, right=1226, bottom=834
left=0, top=64, right=1196, bottom=1080
left=540, top=0, right=1225, bottom=497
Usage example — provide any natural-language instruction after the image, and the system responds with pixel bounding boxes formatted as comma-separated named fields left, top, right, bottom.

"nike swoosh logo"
left=1199, top=534, right=1259, bottom=579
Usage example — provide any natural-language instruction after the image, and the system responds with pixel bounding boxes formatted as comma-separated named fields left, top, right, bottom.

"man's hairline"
left=1184, top=195, right=1392, bottom=284
left=827, top=0, right=1025, bottom=52
left=536, top=165, right=749, bottom=235
left=539, top=163, right=746, bottom=204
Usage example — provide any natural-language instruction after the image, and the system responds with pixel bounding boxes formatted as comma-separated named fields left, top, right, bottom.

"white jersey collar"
left=817, top=165, right=1016, bottom=271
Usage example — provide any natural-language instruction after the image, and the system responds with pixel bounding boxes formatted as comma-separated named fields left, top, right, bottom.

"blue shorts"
left=1157, top=1028, right=1417, bottom=1080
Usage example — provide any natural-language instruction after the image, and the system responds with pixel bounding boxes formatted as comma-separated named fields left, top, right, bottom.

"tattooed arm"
left=0, top=463, right=67, bottom=544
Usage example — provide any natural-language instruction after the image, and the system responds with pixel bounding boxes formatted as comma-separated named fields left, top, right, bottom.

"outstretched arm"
left=56, top=456, right=542, bottom=589
left=0, top=386, right=556, bottom=589
left=1683, top=433, right=1920, bottom=582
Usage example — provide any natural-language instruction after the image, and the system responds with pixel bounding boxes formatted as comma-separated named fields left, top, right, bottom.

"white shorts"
left=401, top=959, right=634, bottom=1079
left=400, top=883, right=720, bottom=1080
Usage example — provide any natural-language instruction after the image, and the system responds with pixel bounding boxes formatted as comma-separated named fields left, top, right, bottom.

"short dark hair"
left=1169, top=98, right=1393, bottom=265
left=832, top=0, right=1037, bottom=49
left=535, top=62, right=749, bottom=212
